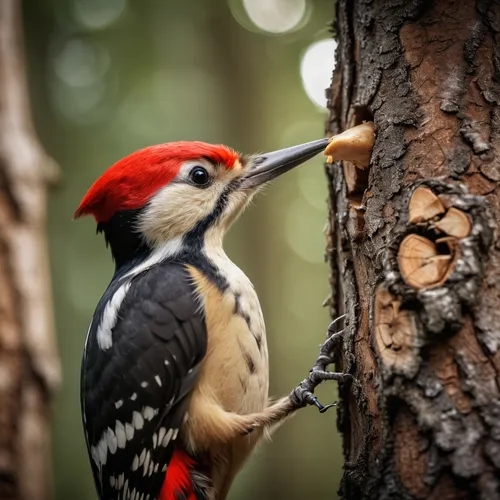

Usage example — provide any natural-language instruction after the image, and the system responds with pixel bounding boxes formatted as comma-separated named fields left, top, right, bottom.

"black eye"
left=189, top=166, right=210, bottom=187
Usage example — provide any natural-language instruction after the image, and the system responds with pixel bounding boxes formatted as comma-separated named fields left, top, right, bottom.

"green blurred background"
left=22, top=0, right=341, bottom=498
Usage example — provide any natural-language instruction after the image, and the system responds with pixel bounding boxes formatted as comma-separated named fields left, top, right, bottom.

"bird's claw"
left=289, top=315, right=352, bottom=413
left=311, top=397, right=337, bottom=413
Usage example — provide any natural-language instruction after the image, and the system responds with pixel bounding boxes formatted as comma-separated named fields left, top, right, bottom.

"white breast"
left=205, top=245, right=265, bottom=342
left=198, top=242, right=268, bottom=414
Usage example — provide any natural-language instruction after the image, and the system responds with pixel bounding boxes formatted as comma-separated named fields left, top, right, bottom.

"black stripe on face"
left=183, top=182, right=236, bottom=249
left=177, top=182, right=240, bottom=292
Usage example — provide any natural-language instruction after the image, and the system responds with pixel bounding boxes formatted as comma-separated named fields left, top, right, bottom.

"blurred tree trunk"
left=326, top=1, right=500, bottom=499
left=0, top=1, right=60, bottom=499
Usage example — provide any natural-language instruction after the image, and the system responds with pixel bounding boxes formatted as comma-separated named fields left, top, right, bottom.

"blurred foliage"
left=22, top=0, right=341, bottom=498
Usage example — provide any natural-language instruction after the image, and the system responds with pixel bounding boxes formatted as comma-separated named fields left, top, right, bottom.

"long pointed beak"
left=240, top=138, right=330, bottom=189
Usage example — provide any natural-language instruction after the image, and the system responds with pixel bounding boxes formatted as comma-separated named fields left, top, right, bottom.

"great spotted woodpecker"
left=76, top=139, right=349, bottom=500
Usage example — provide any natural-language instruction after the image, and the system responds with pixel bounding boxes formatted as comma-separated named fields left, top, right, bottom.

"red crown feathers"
left=74, top=142, right=239, bottom=223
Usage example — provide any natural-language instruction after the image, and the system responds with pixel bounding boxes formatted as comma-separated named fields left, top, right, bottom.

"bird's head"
left=75, top=139, right=328, bottom=268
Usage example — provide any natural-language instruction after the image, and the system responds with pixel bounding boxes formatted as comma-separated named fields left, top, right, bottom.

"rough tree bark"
left=0, top=1, right=60, bottom=499
left=326, top=1, right=500, bottom=499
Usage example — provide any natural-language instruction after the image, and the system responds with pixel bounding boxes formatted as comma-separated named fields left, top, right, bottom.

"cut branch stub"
left=399, top=186, right=473, bottom=289
left=433, top=207, right=472, bottom=239
left=408, top=187, right=445, bottom=223
left=385, top=182, right=492, bottom=335
left=373, top=286, right=421, bottom=376
left=324, top=121, right=375, bottom=168
left=398, top=235, right=454, bottom=289
left=409, top=186, right=472, bottom=239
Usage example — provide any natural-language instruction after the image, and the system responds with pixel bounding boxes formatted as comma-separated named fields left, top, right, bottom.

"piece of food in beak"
left=324, top=122, right=375, bottom=168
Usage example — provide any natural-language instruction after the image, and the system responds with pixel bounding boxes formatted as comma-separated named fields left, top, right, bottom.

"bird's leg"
left=235, top=316, right=351, bottom=434
left=187, top=317, right=351, bottom=444
left=289, top=315, right=352, bottom=413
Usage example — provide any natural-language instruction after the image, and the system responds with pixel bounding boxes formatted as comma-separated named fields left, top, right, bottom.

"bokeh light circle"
left=72, top=0, right=127, bottom=30
left=53, top=38, right=110, bottom=88
left=300, top=39, right=337, bottom=109
left=240, top=0, right=307, bottom=34
left=50, top=37, right=112, bottom=123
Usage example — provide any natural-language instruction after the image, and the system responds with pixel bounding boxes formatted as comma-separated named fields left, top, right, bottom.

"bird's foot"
left=289, top=315, right=352, bottom=413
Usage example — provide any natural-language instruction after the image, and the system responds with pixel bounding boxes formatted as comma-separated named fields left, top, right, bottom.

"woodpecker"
left=76, top=139, right=349, bottom=500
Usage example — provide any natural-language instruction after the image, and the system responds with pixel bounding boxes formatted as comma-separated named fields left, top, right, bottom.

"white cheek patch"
left=136, top=157, right=254, bottom=252
left=219, top=189, right=252, bottom=230
left=138, top=181, right=225, bottom=246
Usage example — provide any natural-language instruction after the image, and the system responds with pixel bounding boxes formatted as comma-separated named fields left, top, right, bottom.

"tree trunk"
left=326, top=1, right=500, bottom=499
left=0, top=1, right=60, bottom=499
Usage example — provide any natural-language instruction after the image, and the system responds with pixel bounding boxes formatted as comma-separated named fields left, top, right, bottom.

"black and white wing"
left=81, top=261, right=207, bottom=500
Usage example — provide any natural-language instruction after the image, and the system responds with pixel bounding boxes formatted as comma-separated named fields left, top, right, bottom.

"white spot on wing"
left=96, top=282, right=131, bottom=350
left=97, top=437, right=108, bottom=465
left=91, top=445, right=100, bottom=467
left=115, top=400, right=123, bottom=409
left=162, top=428, right=173, bottom=447
left=143, top=450, right=151, bottom=476
left=117, top=473, right=124, bottom=489
left=141, top=381, right=148, bottom=388
left=125, top=422, right=134, bottom=440
left=162, top=464, right=167, bottom=472
left=133, top=411, right=144, bottom=430
left=130, top=392, right=137, bottom=400
left=131, top=455, right=139, bottom=471
left=139, top=448, right=146, bottom=466
left=154, top=463, right=159, bottom=473
left=148, top=461, right=154, bottom=476
left=142, top=406, right=158, bottom=421
left=152, top=433, right=157, bottom=449
left=106, top=427, right=118, bottom=454
left=115, top=421, right=126, bottom=448
left=158, top=427, right=166, bottom=444
left=110, top=475, right=116, bottom=488
left=164, top=360, right=170, bottom=366
left=155, top=375, right=162, bottom=387
left=172, top=428, right=179, bottom=441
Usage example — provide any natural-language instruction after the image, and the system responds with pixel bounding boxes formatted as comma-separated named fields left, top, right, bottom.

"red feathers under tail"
left=160, top=448, right=196, bottom=500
